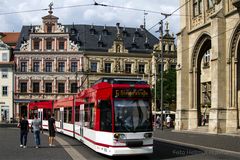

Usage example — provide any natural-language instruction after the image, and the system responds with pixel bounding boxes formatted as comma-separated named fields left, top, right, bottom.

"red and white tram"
left=28, top=78, right=153, bottom=156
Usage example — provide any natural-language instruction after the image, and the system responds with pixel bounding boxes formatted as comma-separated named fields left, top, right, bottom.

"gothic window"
left=33, top=82, right=39, bottom=93
left=45, top=62, right=52, bottom=72
left=20, top=62, right=27, bottom=72
left=59, top=41, right=65, bottom=50
left=71, top=83, right=77, bottom=93
left=33, top=62, right=40, bottom=72
left=2, top=86, right=8, bottom=96
left=45, top=83, right=52, bottom=93
left=33, top=41, right=39, bottom=50
left=58, top=62, right=65, bottom=72
left=71, top=62, right=77, bottom=72
left=20, top=82, right=27, bottom=93
left=105, top=63, right=111, bottom=73
left=193, top=0, right=203, bottom=16
left=138, top=64, right=145, bottom=74
left=207, top=0, right=214, bottom=9
left=58, top=83, right=65, bottom=93
left=91, top=62, right=97, bottom=72
left=125, top=64, right=131, bottom=73
left=168, top=44, right=172, bottom=51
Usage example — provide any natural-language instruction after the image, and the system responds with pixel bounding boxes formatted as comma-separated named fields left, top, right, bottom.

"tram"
left=28, top=77, right=153, bottom=156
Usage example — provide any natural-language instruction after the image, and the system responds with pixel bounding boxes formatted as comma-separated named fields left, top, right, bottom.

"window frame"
left=45, top=82, right=52, bottom=93
left=90, top=62, right=97, bottom=72
left=104, top=63, right=111, bottom=73
left=32, top=82, right=40, bottom=93
left=2, top=86, right=8, bottom=96
left=20, top=62, right=27, bottom=72
left=138, top=64, right=145, bottom=74
left=20, top=82, right=27, bottom=93
left=58, top=62, right=65, bottom=72
left=58, top=83, right=65, bottom=93
left=45, top=62, right=52, bottom=72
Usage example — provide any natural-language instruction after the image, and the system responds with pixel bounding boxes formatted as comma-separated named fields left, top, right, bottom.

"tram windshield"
left=114, top=99, right=152, bottom=132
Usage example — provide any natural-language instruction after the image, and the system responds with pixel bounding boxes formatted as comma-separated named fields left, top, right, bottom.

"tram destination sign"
left=113, top=88, right=150, bottom=98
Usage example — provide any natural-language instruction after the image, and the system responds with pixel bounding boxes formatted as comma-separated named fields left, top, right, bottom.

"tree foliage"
left=156, top=68, right=176, bottom=111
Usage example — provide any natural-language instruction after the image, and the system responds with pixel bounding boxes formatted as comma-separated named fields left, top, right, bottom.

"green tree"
left=156, top=68, right=176, bottom=111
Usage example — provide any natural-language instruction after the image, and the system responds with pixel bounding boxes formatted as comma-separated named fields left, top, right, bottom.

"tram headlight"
left=144, top=133, right=153, bottom=138
left=114, top=133, right=126, bottom=140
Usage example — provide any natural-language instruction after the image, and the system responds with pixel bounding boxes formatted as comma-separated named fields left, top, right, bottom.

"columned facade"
left=176, top=0, right=240, bottom=133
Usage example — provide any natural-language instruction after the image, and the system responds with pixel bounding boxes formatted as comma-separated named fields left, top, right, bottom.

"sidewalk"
left=153, top=128, right=240, bottom=153
left=0, top=124, right=72, bottom=160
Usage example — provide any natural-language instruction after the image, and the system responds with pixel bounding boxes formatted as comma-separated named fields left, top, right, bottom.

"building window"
left=105, top=63, right=111, bottom=73
left=46, top=40, right=52, bottom=50
left=45, top=83, right=52, bottom=93
left=58, top=62, right=65, bottom=72
left=33, top=82, right=39, bottom=93
left=2, top=53, right=8, bottom=61
left=71, top=83, right=77, bottom=93
left=45, top=62, right=52, bottom=72
left=71, top=62, right=77, bottom=72
left=33, top=62, right=40, bottom=72
left=59, top=41, right=65, bottom=50
left=2, top=68, right=8, bottom=78
left=207, top=0, right=214, bottom=9
left=47, top=25, right=52, bottom=33
left=125, top=64, right=131, bottom=73
left=20, top=82, right=27, bottom=93
left=91, top=62, right=97, bottom=72
left=20, top=62, right=27, bottom=72
left=33, top=41, right=39, bottom=50
left=138, top=64, right=145, bottom=74
left=58, top=83, right=65, bottom=93
left=193, top=0, right=203, bottom=16
left=2, top=86, right=8, bottom=96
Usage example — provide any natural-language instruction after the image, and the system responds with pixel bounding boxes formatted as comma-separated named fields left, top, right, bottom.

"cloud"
left=0, top=0, right=179, bottom=37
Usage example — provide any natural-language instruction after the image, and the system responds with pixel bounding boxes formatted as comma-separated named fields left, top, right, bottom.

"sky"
left=0, top=0, right=179, bottom=38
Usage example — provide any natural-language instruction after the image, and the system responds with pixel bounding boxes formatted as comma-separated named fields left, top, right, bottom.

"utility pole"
left=160, top=13, right=171, bottom=131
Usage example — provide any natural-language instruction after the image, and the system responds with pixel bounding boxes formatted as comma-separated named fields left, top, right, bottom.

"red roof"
left=1, top=32, right=20, bottom=48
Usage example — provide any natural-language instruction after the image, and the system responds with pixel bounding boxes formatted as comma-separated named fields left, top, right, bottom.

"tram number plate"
left=126, top=141, right=143, bottom=147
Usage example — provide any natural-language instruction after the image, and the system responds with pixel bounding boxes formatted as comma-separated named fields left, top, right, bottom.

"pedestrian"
left=48, top=114, right=56, bottom=147
left=166, top=115, right=171, bottom=128
left=31, top=114, right=42, bottom=148
left=18, top=116, right=29, bottom=148
left=156, top=115, right=160, bottom=128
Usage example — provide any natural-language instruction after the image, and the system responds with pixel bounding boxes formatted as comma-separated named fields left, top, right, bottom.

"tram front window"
left=114, top=100, right=152, bottom=132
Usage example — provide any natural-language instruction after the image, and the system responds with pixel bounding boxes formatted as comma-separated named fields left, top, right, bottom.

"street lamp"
left=156, top=13, right=171, bottom=131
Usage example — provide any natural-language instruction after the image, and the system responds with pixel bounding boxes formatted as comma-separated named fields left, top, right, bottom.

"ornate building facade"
left=14, top=9, right=84, bottom=118
left=0, top=36, right=14, bottom=122
left=176, top=0, right=240, bottom=133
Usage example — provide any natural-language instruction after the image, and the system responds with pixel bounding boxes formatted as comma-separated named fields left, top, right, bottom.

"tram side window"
left=89, top=103, right=95, bottom=129
left=64, top=109, right=68, bottom=123
left=54, top=109, right=60, bottom=121
left=43, top=109, right=51, bottom=120
left=30, top=109, right=38, bottom=119
left=84, top=105, right=89, bottom=127
left=75, top=106, right=80, bottom=122
left=84, top=103, right=95, bottom=128
left=99, top=100, right=112, bottom=132
left=68, top=107, right=72, bottom=123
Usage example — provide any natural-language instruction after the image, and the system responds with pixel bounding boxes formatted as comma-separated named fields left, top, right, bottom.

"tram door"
left=79, top=104, right=84, bottom=139
left=38, top=109, right=43, bottom=127
left=60, top=107, right=64, bottom=131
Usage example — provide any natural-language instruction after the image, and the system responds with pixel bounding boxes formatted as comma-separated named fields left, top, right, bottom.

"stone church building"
left=176, top=0, right=240, bottom=133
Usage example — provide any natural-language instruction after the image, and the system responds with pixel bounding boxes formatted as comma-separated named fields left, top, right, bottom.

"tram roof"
left=93, top=77, right=147, bottom=85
